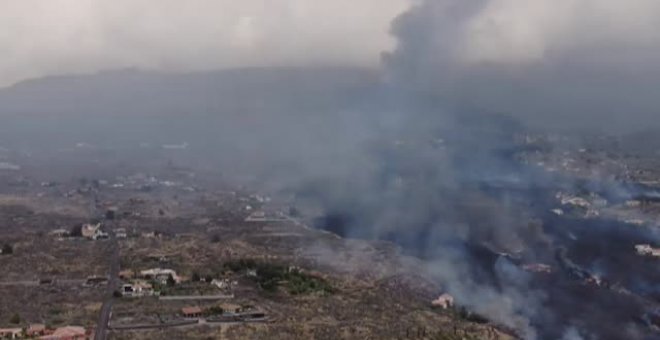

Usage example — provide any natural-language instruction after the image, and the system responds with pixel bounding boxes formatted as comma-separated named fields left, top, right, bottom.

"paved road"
left=159, top=294, right=234, bottom=301
left=94, top=230, right=120, bottom=340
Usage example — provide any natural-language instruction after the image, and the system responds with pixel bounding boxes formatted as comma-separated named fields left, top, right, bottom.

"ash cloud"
left=384, top=0, right=660, bottom=131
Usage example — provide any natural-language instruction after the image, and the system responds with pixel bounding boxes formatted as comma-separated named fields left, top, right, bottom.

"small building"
left=27, top=323, right=46, bottom=337
left=140, top=268, right=181, bottom=284
left=219, top=303, right=242, bottom=315
left=115, top=228, right=127, bottom=239
left=80, top=223, right=108, bottom=240
left=636, top=244, right=660, bottom=257
left=122, top=280, right=154, bottom=297
left=431, top=293, right=454, bottom=309
left=245, top=211, right=266, bottom=222
left=211, top=279, right=232, bottom=289
left=181, top=306, right=203, bottom=318
left=0, top=328, right=22, bottom=339
left=556, top=193, right=591, bottom=208
left=81, top=223, right=101, bottom=239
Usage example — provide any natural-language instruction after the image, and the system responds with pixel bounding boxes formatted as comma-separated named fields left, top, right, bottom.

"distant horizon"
left=1, top=65, right=382, bottom=89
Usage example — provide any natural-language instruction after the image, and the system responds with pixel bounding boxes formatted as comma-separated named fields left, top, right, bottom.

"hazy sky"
left=2, top=0, right=660, bottom=130
left=0, top=0, right=408, bottom=86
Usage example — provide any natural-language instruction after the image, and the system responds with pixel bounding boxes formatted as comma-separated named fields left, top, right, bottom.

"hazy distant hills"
left=0, top=67, right=383, bottom=164
left=0, top=67, right=379, bottom=117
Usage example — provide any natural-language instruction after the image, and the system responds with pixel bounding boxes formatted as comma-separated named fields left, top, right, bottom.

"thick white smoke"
left=386, top=0, right=660, bottom=131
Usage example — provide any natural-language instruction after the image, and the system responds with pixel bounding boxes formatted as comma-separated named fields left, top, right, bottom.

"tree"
left=205, top=275, right=214, bottom=283
left=205, top=306, right=224, bottom=316
left=1, top=244, right=13, bottom=255
left=192, top=272, right=201, bottom=282
left=9, top=313, right=20, bottom=324
left=113, top=290, right=123, bottom=298
left=210, top=234, right=221, bottom=243
left=166, top=274, right=176, bottom=287
left=70, top=224, right=83, bottom=237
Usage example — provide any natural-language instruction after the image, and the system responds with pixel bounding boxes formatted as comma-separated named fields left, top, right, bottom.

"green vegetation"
left=204, top=306, right=224, bottom=316
left=224, top=259, right=334, bottom=295
left=1, top=243, right=12, bottom=255
left=48, top=308, right=63, bottom=315
left=9, top=313, right=20, bottom=324
left=192, top=272, right=201, bottom=282
left=166, top=274, right=176, bottom=287
left=285, top=269, right=334, bottom=295
left=156, top=280, right=220, bottom=296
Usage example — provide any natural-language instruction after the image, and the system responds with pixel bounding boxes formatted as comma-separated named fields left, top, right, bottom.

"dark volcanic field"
left=314, top=152, right=660, bottom=340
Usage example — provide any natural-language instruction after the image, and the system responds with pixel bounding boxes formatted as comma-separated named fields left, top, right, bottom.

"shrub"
left=166, top=274, right=176, bottom=287
left=1, top=244, right=13, bottom=255
left=70, top=224, right=83, bottom=237
left=205, top=306, right=224, bottom=316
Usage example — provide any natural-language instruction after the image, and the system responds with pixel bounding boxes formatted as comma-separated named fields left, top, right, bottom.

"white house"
left=140, top=268, right=181, bottom=283
left=431, top=294, right=454, bottom=309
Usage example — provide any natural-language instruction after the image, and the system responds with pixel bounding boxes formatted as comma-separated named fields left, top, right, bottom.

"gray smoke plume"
left=384, top=0, right=660, bottom=132
left=1, top=2, right=659, bottom=339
